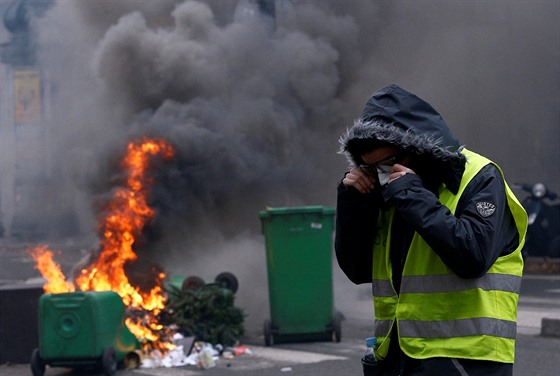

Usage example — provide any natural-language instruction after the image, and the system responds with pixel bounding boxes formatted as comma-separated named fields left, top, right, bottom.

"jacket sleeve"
left=382, top=165, right=519, bottom=278
left=334, top=180, right=381, bottom=284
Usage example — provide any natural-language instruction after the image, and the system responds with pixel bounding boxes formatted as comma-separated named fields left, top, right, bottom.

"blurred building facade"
left=0, top=0, right=54, bottom=239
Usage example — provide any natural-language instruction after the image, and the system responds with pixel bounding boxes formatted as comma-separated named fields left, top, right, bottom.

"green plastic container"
left=259, top=206, right=341, bottom=345
left=31, top=291, right=138, bottom=376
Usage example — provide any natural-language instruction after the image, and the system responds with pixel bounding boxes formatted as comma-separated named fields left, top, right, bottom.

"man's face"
left=360, top=146, right=407, bottom=186
left=361, top=146, right=402, bottom=167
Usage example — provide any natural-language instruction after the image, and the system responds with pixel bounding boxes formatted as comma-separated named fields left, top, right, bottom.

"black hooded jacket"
left=335, top=84, right=519, bottom=289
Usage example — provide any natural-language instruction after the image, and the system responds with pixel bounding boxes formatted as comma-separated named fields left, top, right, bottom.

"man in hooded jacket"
left=335, top=84, right=527, bottom=376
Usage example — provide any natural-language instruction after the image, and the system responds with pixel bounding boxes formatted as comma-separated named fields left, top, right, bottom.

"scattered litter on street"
left=137, top=333, right=252, bottom=370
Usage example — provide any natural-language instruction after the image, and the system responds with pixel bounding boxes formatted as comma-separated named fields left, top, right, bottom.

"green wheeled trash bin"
left=31, top=291, right=139, bottom=376
left=259, top=206, right=341, bottom=346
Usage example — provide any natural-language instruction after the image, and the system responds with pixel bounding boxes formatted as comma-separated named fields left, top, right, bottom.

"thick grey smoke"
left=36, top=0, right=379, bottom=247
left=32, top=1, right=380, bottom=325
left=29, top=0, right=559, bottom=330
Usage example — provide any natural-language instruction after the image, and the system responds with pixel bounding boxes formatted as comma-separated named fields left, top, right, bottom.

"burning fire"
left=29, top=137, right=175, bottom=350
left=29, top=245, right=75, bottom=294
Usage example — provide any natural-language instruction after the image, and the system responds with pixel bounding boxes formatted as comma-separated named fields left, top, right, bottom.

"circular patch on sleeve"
left=476, top=202, right=496, bottom=217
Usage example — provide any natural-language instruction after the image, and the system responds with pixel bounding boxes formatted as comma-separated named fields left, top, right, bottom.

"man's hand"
left=343, top=163, right=416, bottom=194
left=342, top=167, right=376, bottom=194
left=389, top=163, right=416, bottom=183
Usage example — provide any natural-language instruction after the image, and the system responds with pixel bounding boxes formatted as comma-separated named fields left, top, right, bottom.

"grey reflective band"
left=374, top=319, right=393, bottom=337
left=400, top=273, right=522, bottom=294
left=372, top=279, right=396, bottom=297
left=399, top=317, right=517, bottom=339
left=451, top=359, right=469, bottom=376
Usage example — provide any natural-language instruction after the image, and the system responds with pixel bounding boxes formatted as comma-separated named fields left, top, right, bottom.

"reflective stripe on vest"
left=371, top=148, right=527, bottom=363
left=400, top=273, right=522, bottom=294
left=399, top=317, right=517, bottom=339
left=374, top=319, right=393, bottom=337
left=372, top=279, right=396, bottom=297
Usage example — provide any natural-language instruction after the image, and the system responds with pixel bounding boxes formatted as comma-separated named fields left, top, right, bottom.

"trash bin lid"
left=259, top=206, right=335, bottom=218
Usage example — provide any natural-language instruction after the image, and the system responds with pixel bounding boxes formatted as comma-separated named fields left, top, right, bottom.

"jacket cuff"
left=382, top=173, right=423, bottom=201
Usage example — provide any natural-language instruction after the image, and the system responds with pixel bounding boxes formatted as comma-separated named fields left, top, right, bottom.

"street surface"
left=0, top=239, right=559, bottom=376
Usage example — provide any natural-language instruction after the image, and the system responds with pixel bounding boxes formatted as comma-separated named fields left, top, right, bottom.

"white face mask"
left=376, top=164, right=393, bottom=186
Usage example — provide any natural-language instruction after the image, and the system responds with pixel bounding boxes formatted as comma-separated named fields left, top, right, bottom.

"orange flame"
left=29, top=245, right=75, bottom=294
left=29, top=137, right=175, bottom=350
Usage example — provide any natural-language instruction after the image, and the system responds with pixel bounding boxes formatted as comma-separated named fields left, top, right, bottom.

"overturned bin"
left=165, top=272, right=239, bottom=294
left=259, top=206, right=341, bottom=345
left=31, top=291, right=139, bottom=376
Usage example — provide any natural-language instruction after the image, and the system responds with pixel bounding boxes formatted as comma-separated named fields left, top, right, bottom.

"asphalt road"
left=0, top=240, right=559, bottom=376
left=2, top=306, right=560, bottom=376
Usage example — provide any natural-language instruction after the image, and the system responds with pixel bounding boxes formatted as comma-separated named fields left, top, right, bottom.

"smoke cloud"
left=25, top=0, right=559, bottom=330
left=34, top=0, right=380, bottom=252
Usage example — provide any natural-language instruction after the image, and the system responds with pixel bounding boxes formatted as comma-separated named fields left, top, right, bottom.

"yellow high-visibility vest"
left=371, top=149, right=527, bottom=363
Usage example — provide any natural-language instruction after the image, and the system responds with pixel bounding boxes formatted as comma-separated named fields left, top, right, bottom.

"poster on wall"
left=14, top=69, right=42, bottom=125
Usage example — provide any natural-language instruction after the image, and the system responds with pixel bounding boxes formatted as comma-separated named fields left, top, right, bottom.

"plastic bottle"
left=362, top=336, right=377, bottom=369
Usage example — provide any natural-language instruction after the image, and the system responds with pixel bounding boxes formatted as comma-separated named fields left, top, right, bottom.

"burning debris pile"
left=29, top=137, right=179, bottom=351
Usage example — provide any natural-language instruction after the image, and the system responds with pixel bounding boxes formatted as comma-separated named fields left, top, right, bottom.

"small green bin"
left=31, top=291, right=139, bottom=376
left=259, top=206, right=341, bottom=345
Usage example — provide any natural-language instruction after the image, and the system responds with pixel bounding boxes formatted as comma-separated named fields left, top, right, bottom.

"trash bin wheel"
left=30, top=348, right=45, bottom=376
left=264, top=319, right=274, bottom=346
left=102, top=347, right=118, bottom=376
left=215, top=272, right=239, bottom=293
left=124, top=351, right=141, bottom=369
left=332, top=311, right=343, bottom=342
left=182, top=276, right=206, bottom=291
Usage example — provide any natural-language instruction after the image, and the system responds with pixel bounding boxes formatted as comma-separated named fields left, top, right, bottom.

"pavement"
left=0, top=239, right=559, bottom=376
left=517, top=274, right=560, bottom=336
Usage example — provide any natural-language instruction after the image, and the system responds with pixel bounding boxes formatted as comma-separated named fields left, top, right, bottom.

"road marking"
left=250, top=346, right=348, bottom=364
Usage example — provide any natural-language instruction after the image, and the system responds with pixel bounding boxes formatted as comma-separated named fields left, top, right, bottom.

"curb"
left=541, top=318, right=560, bottom=338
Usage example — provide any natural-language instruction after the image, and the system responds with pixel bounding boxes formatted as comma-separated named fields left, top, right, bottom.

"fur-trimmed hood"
left=339, top=84, right=466, bottom=193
